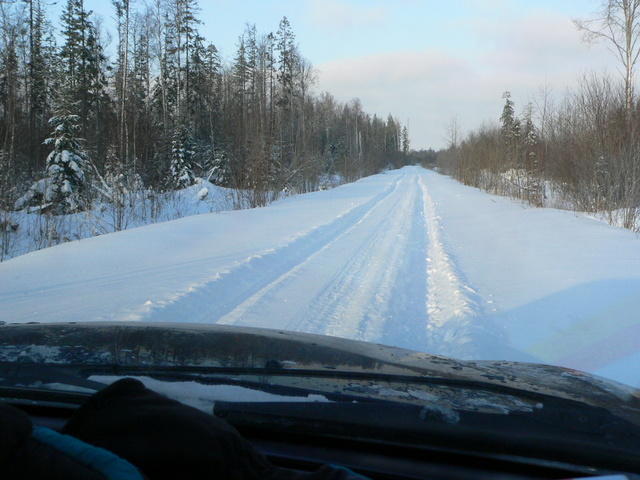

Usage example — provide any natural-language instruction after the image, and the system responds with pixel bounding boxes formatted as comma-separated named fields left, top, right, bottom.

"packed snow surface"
left=2, top=166, right=640, bottom=387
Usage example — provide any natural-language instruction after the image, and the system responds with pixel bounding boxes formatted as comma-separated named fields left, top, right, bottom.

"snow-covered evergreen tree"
left=43, top=113, right=87, bottom=213
left=500, top=92, right=516, bottom=138
left=522, top=103, right=538, bottom=172
left=207, top=153, right=230, bottom=186
left=170, top=123, right=195, bottom=189
left=500, top=91, right=521, bottom=165
left=15, top=113, right=87, bottom=214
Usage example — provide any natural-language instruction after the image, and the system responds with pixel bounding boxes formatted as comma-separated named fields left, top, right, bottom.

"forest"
left=0, top=0, right=408, bottom=259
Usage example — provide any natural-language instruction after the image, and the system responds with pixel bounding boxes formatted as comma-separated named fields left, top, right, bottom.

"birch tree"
left=574, top=0, right=640, bottom=126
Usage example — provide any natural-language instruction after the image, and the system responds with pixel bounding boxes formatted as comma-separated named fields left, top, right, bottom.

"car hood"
left=0, top=322, right=640, bottom=425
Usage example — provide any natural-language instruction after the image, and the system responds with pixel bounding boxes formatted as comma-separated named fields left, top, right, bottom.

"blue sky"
left=80, top=0, right=616, bottom=150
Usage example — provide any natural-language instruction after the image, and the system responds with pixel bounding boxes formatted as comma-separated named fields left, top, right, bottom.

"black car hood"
left=0, top=321, right=639, bottom=422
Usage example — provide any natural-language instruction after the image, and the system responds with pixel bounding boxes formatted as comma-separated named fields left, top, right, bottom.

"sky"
left=79, top=0, right=618, bottom=150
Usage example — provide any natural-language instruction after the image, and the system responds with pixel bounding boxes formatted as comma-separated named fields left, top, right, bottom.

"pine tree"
left=187, top=32, right=209, bottom=137
left=522, top=103, right=538, bottom=173
left=170, top=123, right=195, bottom=189
left=58, top=0, right=108, bottom=152
left=15, top=113, right=87, bottom=214
left=113, top=0, right=131, bottom=163
left=59, top=0, right=90, bottom=107
left=206, top=153, right=230, bottom=186
left=402, top=126, right=410, bottom=158
left=0, top=15, right=19, bottom=207
left=26, top=0, right=49, bottom=156
left=234, top=33, right=249, bottom=111
left=500, top=91, right=520, bottom=166
left=276, top=16, right=295, bottom=106
left=129, top=20, right=154, bottom=174
left=152, top=7, right=178, bottom=138
left=500, top=91, right=515, bottom=137
left=274, top=17, right=297, bottom=181
left=44, top=113, right=87, bottom=214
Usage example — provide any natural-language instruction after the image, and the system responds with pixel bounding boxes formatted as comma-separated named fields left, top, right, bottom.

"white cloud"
left=307, top=0, right=389, bottom=30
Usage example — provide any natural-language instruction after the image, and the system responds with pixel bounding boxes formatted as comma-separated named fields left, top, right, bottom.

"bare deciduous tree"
left=444, top=115, right=461, bottom=150
left=574, top=0, right=640, bottom=125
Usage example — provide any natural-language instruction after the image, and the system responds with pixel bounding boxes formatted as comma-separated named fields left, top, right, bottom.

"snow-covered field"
left=2, top=166, right=640, bottom=388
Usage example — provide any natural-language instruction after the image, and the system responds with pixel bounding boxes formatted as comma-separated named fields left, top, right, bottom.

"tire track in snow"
left=134, top=172, right=405, bottom=323
left=418, top=172, right=489, bottom=359
left=216, top=171, right=418, bottom=340
left=379, top=174, right=429, bottom=351
left=292, top=172, right=427, bottom=345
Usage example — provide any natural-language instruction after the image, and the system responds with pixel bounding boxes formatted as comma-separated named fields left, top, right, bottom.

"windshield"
left=0, top=0, right=639, bottom=400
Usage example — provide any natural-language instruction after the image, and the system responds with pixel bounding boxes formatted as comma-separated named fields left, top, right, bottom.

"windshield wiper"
left=0, top=364, right=108, bottom=391
left=0, top=362, right=631, bottom=410
left=0, top=362, right=578, bottom=401
left=0, top=363, right=399, bottom=405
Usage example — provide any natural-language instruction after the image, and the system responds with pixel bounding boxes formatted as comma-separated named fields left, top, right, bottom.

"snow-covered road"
left=3, top=166, right=640, bottom=387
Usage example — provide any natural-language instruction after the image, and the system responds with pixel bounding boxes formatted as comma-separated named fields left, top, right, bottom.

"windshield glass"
left=1, top=0, right=639, bottom=396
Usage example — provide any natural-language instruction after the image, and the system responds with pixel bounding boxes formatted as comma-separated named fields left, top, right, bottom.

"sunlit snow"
left=2, top=166, right=640, bottom=388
